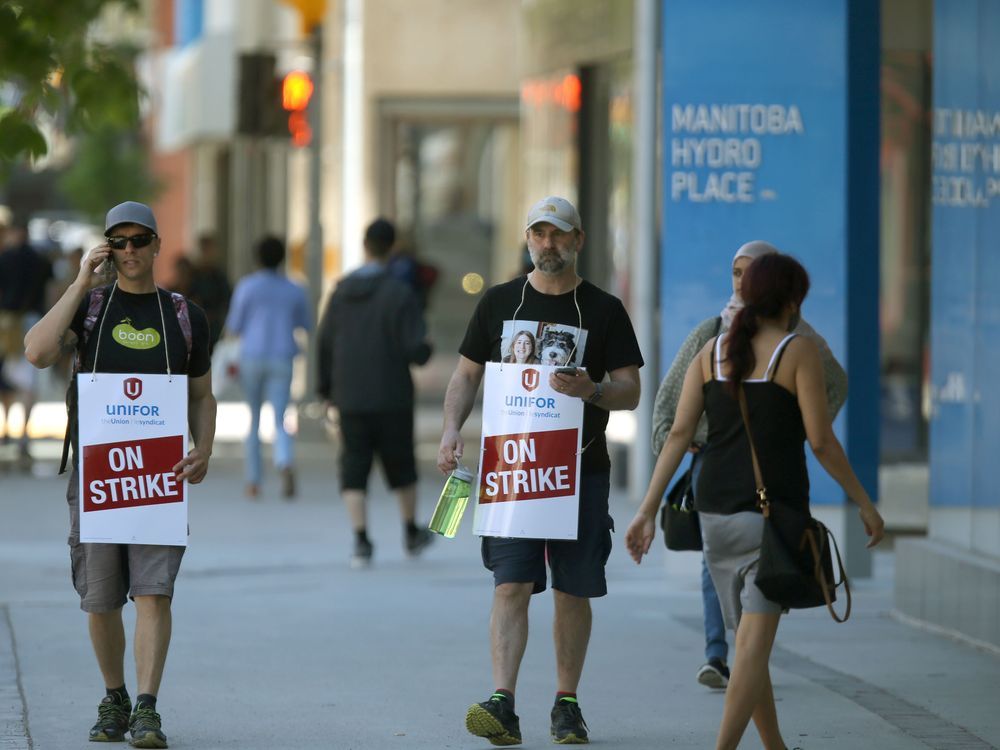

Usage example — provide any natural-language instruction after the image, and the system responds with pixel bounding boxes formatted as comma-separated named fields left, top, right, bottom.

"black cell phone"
left=555, top=367, right=578, bottom=376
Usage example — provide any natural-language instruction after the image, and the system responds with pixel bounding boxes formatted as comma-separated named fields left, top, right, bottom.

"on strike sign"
left=479, top=429, right=578, bottom=503
left=77, top=373, right=189, bottom=546
left=473, top=363, right=583, bottom=540
left=82, top=436, right=185, bottom=511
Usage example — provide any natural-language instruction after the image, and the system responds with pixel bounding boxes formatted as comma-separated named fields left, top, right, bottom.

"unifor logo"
left=521, top=368, right=539, bottom=392
left=124, top=377, right=143, bottom=401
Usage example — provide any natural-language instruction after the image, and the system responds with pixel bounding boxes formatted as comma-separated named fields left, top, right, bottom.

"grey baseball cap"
left=105, top=201, right=158, bottom=236
left=525, top=196, right=582, bottom=232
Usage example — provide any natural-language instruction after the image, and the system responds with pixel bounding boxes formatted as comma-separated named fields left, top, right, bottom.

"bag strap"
left=736, top=386, right=770, bottom=517
left=740, top=385, right=853, bottom=623
left=804, top=523, right=852, bottom=622
left=61, top=287, right=109, bottom=474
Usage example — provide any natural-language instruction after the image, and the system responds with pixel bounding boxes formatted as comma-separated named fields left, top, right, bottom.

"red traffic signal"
left=282, top=71, right=313, bottom=112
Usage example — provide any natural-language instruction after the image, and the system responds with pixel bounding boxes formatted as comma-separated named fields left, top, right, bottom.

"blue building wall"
left=659, top=0, right=880, bottom=507
left=174, top=0, right=204, bottom=48
left=930, top=0, right=1000, bottom=515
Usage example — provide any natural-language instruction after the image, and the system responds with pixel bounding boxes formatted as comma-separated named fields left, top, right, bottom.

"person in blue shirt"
left=225, top=235, right=312, bottom=499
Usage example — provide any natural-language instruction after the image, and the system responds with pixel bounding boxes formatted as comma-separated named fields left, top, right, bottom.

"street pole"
left=304, top=23, right=324, bottom=403
left=629, top=0, right=658, bottom=504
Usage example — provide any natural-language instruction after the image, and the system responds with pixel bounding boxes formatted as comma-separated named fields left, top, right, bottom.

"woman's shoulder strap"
left=765, top=333, right=799, bottom=380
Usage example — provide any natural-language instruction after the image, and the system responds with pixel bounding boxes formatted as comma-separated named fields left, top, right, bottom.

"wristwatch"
left=586, top=381, right=603, bottom=405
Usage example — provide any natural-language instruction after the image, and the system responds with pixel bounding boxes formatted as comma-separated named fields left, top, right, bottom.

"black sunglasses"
left=107, top=233, right=157, bottom=250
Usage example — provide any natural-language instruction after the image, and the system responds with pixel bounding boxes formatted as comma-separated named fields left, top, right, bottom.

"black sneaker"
left=465, top=695, right=522, bottom=746
left=696, top=657, right=730, bottom=689
left=405, top=527, right=434, bottom=557
left=89, top=693, right=132, bottom=742
left=128, top=705, right=167, bottom=748
left=351, top=538, right=373, bottom=568
left=550, top=699, right=589, bottom=744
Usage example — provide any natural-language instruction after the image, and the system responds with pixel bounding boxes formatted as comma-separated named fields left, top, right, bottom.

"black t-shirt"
left=459, top=276, right=643, bottom=474
left=67, top=286, right=211, bottom=463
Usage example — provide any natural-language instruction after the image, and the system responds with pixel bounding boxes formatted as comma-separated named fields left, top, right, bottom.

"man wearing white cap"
left=24, top=201, right=217, bottom=748
left=439, top=196, right=643, bottom=745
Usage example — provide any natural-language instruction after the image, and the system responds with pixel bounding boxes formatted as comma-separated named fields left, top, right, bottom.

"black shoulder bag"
left=737, top=386, right=851, bottom=622
left=659, top=465, right=702, bottom=551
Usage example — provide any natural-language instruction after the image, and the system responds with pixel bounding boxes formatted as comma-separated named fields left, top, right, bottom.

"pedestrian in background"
left=188, top=233, right=231, bottom=352
left=627, top=252, right=883, bottom=750
left=650, top=240, right=847, bottom=690
left=225, top=235, right=311, bottom=499
left=317, top=217, right=434, bottom=568
left=0, top=215, right=54, bottom=459
left=23, top=200, right=216, bottom=748
left=438, top=196, right=643, bottom=746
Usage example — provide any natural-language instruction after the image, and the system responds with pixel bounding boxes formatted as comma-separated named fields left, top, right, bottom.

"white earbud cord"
left=509, top=276, right=592, bottom=456
left=508, top=277, right=583, bottom=364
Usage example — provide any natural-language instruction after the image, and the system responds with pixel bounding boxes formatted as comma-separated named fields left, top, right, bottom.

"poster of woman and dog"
left=499, top=320, right=589, bottom=368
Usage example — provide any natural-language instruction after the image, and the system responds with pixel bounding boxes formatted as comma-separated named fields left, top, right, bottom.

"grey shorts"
left=700, top=511, right=783, bottom=629
left=67, top=470, right=185, bottom=613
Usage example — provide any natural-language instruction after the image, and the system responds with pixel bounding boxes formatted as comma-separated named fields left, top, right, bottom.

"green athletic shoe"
left=89, top=693, right=132, bottom=742
left=550, top=699, right=589, bottom=744
left=466, top=694, right=522, bottom=746
left=128, top=705, right=168, bottom=748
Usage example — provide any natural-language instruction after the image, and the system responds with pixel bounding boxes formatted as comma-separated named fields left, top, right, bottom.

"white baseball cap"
left=525, top=196, right=582, bottom=232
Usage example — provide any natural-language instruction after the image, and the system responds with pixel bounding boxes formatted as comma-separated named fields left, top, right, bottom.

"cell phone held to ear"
left=99, top=259, right=116, bottom=283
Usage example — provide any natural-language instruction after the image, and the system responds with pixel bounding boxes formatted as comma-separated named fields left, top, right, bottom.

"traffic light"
left=282, top=70, right=313, bottom=147
left=237, top=52, right=284, bottom=137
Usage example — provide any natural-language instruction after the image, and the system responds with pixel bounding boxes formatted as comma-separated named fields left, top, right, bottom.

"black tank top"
left=696, top=334, right=810, bottom=516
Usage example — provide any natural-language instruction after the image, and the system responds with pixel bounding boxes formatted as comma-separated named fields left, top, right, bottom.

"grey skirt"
left=700, top=511, right=783, bottom=629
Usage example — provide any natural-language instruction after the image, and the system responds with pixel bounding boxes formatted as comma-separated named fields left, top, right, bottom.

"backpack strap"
left=76, top=287, right=107, bottom=371
left=61, top=287, right=108, bottom=474
left=170, top=292, right=193, bottom=367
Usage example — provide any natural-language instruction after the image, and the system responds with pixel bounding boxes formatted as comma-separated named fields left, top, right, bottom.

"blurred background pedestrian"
left=224, top=235, right=311, bottom=500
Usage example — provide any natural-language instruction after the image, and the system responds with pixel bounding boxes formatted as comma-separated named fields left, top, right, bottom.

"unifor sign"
left=473, top=363, right=583, bottom=540
left=77, top=372, right=189, bottom=546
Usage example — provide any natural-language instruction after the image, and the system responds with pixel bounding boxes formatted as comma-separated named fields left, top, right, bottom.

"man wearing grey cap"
left=24, top=201, right=216, bottom=748
left=438, top=196, right=643, bottom=745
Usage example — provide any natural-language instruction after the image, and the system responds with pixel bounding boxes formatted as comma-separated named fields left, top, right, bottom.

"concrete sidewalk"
left=1, top=443, right=998, bottom=749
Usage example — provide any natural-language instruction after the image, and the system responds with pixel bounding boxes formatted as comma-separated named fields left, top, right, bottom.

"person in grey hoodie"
left=317, top=218, right=434, bottom=567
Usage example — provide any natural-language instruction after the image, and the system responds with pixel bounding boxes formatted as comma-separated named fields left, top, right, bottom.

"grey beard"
left=531, top=251, right=573, bottom=275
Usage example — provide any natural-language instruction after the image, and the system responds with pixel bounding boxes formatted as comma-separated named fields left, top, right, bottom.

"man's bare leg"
left=552, top=590, right=592, bottom=693
left=133, top=595, right=172, bottom=696
left=88, top=609, right=126, bottom=689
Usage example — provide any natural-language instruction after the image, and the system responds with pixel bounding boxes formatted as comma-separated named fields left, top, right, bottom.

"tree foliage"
left=0, top=0, right=142, bottom=166
left=59, top=123, right=161, bottom=221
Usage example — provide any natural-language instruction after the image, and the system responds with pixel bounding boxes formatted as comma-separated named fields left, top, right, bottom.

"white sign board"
left=473, top=363, right=584, bottom=539
left=77, top=373, right=188, bottom=546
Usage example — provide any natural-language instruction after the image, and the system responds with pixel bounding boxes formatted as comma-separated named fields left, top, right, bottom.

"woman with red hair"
left=626, top=253, right=885, bottom=750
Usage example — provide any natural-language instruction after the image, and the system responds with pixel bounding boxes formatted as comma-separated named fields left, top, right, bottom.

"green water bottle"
left=428, top=465, right=474, bottom=538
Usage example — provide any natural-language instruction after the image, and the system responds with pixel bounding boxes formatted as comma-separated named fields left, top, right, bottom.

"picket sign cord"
left=156, top=287, right=173, bottom=380
left=507, top=277, right=583, bottom=368
left=90, top=282, right=172, bottom=380
left=90, top=281, right=117, bottom=380
left=508, top=276, right=588, bottom=454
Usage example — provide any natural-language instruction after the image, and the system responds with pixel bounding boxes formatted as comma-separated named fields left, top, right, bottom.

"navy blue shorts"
left=480, top=473, right=613, bottom=598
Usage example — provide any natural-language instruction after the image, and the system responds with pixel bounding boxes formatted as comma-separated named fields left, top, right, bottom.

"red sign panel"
left=81, top=435, right=184, bottom=512
left=478, top=428, right=578, bottom=504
